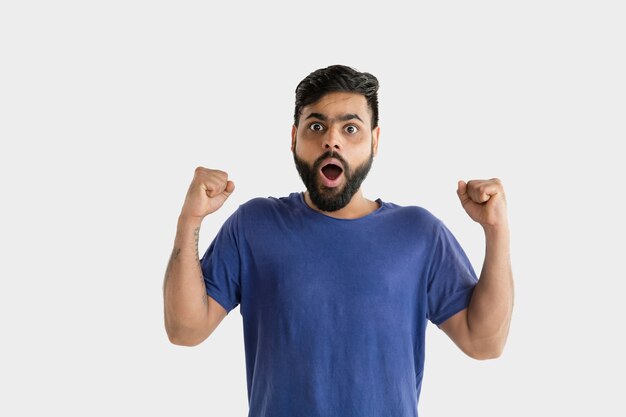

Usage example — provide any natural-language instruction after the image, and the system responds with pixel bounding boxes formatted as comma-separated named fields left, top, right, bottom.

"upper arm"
left=168, top=294, right=228, bottom=347
left=439, top=308, right=503, bottom=360
left=439, top=307, right=474, bottom=356
left=205, top=294, right=229, bottom=337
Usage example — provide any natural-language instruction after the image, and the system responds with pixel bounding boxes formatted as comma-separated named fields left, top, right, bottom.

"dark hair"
left=294, top=64, right=379, bottom=129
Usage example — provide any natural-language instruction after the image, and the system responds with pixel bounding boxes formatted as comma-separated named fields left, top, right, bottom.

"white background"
left=1, top=1, right=624, bottom=415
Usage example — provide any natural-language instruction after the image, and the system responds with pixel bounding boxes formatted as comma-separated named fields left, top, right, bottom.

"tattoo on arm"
left=193, top=227, right=200, bottom=263
left=194, top=227, right=208, bottom=305
left=194, top=227, right=204, bottom=284
left=163, top=227, right=206, bottom=307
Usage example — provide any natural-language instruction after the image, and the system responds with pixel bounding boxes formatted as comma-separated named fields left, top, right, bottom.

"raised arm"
left=439, top=178, right=514, bottom=360
left=163, top=167, right=235, bottom=346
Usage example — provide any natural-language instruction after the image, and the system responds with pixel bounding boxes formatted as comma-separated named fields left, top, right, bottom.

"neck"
left=303, top=189, right=380, bottom=220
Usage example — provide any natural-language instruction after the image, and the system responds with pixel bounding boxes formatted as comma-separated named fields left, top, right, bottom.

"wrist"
left=482, top=223, right=510, bottom=240
left=177, top=213, right=204, bottom=229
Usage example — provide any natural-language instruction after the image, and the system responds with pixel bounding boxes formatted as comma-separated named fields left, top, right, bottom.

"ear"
left=371, top=126, right=380, bottom=157
left=291, top=125, right=297, bottom=152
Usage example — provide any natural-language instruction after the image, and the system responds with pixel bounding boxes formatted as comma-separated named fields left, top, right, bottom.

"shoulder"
left=233, top=193, right=300, bottom=226
left=238, top=193, right=297, bottom=214
left=381, top=201, right=443, bottom=233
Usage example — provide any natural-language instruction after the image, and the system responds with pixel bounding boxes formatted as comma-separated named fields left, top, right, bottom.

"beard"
left=293, top=146, right=374, bottom=212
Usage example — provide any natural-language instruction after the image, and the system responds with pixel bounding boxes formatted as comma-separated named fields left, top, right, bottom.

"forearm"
left=467, top=225, right=514, bottom=351
left=163, top=215, right=209, bottom=340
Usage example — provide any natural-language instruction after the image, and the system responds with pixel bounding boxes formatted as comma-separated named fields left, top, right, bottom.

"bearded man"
left=163, top=64, right=514, bottom=417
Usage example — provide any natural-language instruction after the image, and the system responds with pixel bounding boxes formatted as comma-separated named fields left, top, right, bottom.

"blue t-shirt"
left=200, top=192, right=478, bottom=417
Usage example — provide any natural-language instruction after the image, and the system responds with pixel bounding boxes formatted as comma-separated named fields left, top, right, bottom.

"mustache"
left=313, top=150, right=348, bottom=170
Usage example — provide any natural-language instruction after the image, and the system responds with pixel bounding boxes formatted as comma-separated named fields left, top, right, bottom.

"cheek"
left=293, top=142, right=314, bottom=163
left=293, top=139, right=303, bottom=154
left=294, top=134, right=315, bottom=154
left=354, top=142, right=373, bottom=159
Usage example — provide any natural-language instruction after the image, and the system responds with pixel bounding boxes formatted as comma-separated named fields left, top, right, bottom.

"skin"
left=440, top=178, right=514, bottom=359
left=163, top=168, right=234, bottom=346
left=165, top=91, right=514, bottom=359
left=291, top=92, right=381, bottom=219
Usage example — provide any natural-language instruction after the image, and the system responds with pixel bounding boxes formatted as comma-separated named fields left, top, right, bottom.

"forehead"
left=302, top=92, right=370, bottom=121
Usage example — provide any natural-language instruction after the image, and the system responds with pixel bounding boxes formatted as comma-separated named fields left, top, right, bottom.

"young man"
left=163, top=65, right=514, bottom=417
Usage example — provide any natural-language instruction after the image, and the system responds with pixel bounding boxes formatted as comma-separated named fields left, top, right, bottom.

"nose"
left=323, top=127, right=342, bottom=151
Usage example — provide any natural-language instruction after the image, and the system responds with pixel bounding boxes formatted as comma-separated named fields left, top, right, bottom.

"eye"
left=309, top=122, right=325, bottom=132
left=345, top=125, right=359, bottom=134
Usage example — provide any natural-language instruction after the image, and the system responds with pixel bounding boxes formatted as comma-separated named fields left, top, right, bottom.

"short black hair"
left=294, top=64, right=379, bottom=129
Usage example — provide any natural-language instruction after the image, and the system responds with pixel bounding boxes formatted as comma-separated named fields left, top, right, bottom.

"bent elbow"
left=168, top=335, right=204, bottom=347
left=164, top=319, right=209, bottom=347
left=466, top=342, right=505, bottom=360
left=166, top=330, right=208, bottom=347
left=468, top=349, right=502, bottom=360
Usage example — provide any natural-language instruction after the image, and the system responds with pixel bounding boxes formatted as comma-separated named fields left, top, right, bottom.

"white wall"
left=1, top=1, right=624, bottom=415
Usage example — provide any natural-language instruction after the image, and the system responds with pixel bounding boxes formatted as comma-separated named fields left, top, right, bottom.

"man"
left=163, top=65, right=514, bottom=416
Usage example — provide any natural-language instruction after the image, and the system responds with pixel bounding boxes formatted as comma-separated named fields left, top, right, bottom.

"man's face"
left=291, top=91, right=379, bottom=212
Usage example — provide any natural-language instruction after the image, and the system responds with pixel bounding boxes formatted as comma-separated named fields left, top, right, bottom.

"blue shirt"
left=200, top=192, right=478, bottom=417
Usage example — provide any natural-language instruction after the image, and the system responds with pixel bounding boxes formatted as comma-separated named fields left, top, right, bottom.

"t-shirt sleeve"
left=199, top=208, right=242, bottom=314
left=426, top=220, right=478, bottom=326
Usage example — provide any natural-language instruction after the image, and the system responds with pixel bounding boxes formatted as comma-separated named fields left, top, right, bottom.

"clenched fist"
left=457, top=178, right=508, bottom=230
left=180, top=167, right=235, bottom=221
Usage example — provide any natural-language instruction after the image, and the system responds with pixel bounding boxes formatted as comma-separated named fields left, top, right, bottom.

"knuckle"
left=212, top=169, right=228, bottom=179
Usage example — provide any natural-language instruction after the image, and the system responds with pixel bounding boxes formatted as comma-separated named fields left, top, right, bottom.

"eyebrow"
left=305, top=112, right=364, bottom=123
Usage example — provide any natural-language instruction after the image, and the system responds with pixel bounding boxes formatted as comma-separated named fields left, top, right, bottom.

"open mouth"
left=321, top=163, right=343, bottom=181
